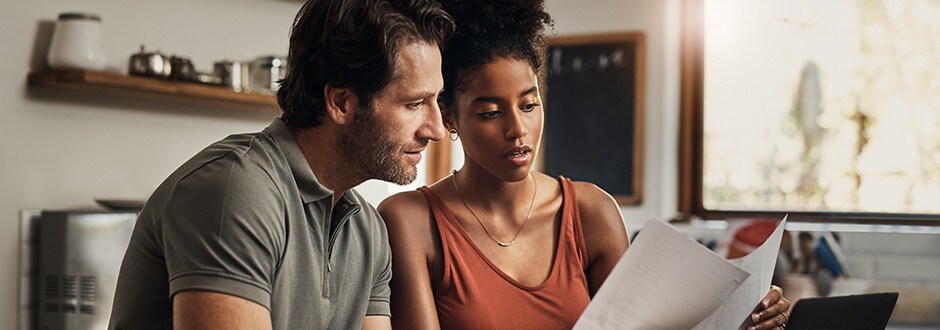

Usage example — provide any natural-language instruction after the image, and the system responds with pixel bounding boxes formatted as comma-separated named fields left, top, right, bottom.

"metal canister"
left=250, top=56, right=287, bottom=94
left=213, top=60, right=250, bottom=92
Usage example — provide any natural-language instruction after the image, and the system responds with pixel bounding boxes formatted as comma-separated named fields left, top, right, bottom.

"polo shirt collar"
left=264, top=118, right=333, bottom=204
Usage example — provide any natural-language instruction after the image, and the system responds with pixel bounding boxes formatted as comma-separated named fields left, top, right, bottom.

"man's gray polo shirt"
left=110, top=118, right=391, bottom=329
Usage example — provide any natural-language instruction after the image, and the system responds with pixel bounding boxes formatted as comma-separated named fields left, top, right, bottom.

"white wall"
left=547, top=0, right=682, bottom=231
left=2, top=0, right=683, bottom=326
left=1, top=0, right=304, bottom=327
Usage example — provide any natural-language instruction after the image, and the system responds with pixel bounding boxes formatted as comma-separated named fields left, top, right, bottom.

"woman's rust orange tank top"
left=417, top=177, right=591, bottom=329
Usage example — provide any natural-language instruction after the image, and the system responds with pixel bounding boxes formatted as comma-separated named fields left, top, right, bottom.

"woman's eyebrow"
left=471, top=86, right=539, bottom=105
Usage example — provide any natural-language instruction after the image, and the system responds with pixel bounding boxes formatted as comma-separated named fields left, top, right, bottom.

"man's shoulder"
left=142, top=131, right=288, bottom=218
left=207, top=131, right=284, bottom=169
left=174, top=131, right=286, bottom=185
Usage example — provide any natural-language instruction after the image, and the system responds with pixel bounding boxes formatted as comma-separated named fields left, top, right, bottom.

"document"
left=574, top=219, right=750, bottom=330
left=574, top=217, right=788, bottom=330
left=693, top=216, right=788, bottom=329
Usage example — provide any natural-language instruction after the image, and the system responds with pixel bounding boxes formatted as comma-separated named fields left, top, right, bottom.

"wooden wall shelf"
left=28, top=70, right=280, bottom=113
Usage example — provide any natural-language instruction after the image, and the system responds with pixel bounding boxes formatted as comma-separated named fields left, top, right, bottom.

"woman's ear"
left=440, top=101, right=457, bottom=130
left=323, top=85, right=358, bottom=126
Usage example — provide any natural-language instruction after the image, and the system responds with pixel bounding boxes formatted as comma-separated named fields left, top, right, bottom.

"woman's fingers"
left=759, top=285, right=784, bottom=309
left=747, top=312, right=789, bottom=330
left=747, top=285, right=791, bottom=330
left=752, top=299, right=789, bottom=322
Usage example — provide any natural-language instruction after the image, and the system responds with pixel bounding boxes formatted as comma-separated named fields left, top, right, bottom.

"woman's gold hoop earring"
left=449, top=128, right=459, bottom=141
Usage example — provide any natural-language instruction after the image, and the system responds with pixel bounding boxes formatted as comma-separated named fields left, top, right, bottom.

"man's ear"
left=323, top=85, right=358, bottom=125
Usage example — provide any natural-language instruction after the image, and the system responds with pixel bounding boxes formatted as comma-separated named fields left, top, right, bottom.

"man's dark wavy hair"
left=436, top=0, right=552, bottom=110
left=277, top=0, right=455, bottom=128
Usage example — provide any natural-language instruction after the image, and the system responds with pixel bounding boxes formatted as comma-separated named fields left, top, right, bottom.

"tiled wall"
left=674, top=221, right=940, bottom=327
left=840, top=232, right=940, bottom=281
left=837, top=232, right=940, bottom=325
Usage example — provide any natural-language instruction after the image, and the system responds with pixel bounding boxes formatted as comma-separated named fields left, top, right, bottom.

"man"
left=109, top=0, right=454, bottom=328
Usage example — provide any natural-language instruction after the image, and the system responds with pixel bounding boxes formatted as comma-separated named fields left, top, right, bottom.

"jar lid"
left=58, top=12, right=101, bottom=22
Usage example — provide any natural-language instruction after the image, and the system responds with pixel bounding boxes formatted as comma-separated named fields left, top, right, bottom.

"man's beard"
left=338, top=108, right=420, bottom=185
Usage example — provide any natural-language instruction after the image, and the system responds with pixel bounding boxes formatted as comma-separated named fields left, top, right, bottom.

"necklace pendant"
left=452, top=169, right=537, bottom=250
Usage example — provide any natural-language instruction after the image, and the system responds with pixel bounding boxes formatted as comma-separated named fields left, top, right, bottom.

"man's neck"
left=290, top=125, right=362, bottom=206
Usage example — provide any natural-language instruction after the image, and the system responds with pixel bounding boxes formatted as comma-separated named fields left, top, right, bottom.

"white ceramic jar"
left=47, top=12, right=107, bottom=71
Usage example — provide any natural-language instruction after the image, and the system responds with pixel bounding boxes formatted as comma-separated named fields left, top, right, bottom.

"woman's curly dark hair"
left=437, top=0, right=553, bottom=111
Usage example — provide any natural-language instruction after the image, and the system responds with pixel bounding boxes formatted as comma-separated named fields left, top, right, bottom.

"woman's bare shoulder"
left=379, top=190, right=428, bottom=211
left=570, top=181, right=620, bottom=218
left=378, top=189, right=440, bottom=259
left=569, top=180, right=628, bottom=240
left=568, top=180, right=629, bottom=294
left=378, top=190, right=432, bottom=226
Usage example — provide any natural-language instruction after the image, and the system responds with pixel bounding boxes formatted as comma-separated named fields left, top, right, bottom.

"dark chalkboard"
left=542, top=33, right=644, bottom=205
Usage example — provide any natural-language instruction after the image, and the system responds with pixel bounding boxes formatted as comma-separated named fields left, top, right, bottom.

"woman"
left=378, top=1, right=790, bottom=329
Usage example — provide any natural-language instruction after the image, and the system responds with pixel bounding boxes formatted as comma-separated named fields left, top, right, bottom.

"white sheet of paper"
left=574, top=219, right=750, bottom=330
left=692, top=216, right=788, bottom=330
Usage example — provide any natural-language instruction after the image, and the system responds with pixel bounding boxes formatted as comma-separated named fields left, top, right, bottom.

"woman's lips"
left=506, top=146, right=532, bottom=166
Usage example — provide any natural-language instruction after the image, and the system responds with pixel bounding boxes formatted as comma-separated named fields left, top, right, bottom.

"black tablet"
left=787, top=292, right=899, bottom=330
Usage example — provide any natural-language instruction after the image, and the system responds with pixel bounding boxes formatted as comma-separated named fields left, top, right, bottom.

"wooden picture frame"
left=541, top=32, right=645, bottom=205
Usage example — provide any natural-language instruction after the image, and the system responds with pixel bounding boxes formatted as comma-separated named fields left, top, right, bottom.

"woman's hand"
left=747, top=285, right=791, bottom=330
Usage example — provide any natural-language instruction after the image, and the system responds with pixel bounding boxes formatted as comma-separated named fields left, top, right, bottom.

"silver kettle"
left=128, top=45, right=171, bottom=78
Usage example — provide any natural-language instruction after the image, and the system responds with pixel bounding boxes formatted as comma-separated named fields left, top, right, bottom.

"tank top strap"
left=418, top=186, right=449, bottom=225
left=417, top=185, right=458, bottom=244
left=416, top=186, right=459, bottom=289
left=559, top=176, right=590, bottom=271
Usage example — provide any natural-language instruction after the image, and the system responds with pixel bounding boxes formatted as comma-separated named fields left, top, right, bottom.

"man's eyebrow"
left=404, top=91, right=438, bottom=101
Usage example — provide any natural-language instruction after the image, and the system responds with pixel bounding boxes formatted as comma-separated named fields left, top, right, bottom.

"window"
left=680, top=0, right=940, bottom=224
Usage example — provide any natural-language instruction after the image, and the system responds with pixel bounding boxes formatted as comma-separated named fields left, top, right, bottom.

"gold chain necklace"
left=452, top=169, right=538, bottom=247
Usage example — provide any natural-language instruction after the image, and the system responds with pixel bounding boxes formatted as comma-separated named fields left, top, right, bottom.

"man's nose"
left=418, top=102, right=446, bottom=142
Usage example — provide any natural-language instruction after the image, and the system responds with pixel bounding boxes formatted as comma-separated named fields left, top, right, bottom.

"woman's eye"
left=478, top=110, right=500, bottom=118
left=521, top=103, right=540, bottom=112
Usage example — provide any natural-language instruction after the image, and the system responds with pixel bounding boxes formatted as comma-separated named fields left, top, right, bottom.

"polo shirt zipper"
left=322, top=203, right=360, bottom=298
left=326, top=206, right=358, bottom=271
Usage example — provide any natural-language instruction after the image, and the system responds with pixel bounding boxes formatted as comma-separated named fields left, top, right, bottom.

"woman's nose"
left=505, top=111, right=529, bottom=140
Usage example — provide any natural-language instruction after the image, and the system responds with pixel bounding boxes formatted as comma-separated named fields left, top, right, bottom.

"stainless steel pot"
left=128, top=45, right=171, bottom=78
left=169, top=56, right=196, bottom=82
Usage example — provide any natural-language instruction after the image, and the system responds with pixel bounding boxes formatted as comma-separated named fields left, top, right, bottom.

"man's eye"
left=406, top=101, right=424, bottom=109
left=521, top=103, right=540, bottom=112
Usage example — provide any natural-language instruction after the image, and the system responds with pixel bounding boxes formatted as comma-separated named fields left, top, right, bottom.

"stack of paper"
left=575, top=216, right=788, bottom=330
